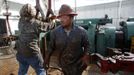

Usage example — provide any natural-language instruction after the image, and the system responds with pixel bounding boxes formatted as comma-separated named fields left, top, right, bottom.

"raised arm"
left=34, top=19, right=55, bottom=32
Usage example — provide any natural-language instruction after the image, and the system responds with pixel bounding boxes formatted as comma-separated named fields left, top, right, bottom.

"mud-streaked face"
left=30, top=5, right=36, bottom=17
left=58, top=15, right=73, bottom=28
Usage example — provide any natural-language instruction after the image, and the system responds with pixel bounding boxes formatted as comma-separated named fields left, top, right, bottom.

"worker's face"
left=58, top=15, right=73, bottom=28
left=30, top=6, right=36, bottom=16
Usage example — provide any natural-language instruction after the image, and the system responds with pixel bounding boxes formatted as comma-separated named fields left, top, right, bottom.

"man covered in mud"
left=47, top=4, right=90, bottom=75
left=15, top=4, right=54, bottom=75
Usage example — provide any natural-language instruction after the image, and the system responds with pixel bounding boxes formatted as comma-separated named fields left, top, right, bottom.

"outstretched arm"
left=34, top=19, right=55, bottom=32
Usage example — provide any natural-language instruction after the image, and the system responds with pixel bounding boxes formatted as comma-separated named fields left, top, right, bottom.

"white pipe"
left=118, top=0, right=123, bottom=22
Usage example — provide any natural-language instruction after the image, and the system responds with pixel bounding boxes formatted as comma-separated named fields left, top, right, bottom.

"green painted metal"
left=87, top=24, right=96, bottom=53
left=75, top=18, right=113, bottom=55
left=95, top=26, right=116, bottom=56
left=126, top=22, right=134, bottom=41
left=96, top=29, right=106, bottom=56
left=105, top=26, right=116, bottom=48
left=123, top=22, right=134, bottom=47
left=39, top=32, right=46, bottom=50
left=39, top=31, right=50, bottom=50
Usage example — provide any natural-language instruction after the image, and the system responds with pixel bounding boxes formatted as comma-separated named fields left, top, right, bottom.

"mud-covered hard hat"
left=57, top=4, right=77, bottom=18
left=20, top=4, right=36, bottom=17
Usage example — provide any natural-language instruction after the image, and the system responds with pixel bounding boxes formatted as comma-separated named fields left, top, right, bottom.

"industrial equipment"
left=1, top=0, right=134, bottom=74
left=75, top=17, right=134, bottom=55
left=92, top=52, right=134, bottom=73
left=74, top=17, right=134, bottom=73
left=75, top=17, right=114, bottom=56
left=41, top=15, right=134, bottom=72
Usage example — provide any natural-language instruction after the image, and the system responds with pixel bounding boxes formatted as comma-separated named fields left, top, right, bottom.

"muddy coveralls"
left=15, top=4, right=53, bottom=75
left=49, top=25, right=90, bottom=75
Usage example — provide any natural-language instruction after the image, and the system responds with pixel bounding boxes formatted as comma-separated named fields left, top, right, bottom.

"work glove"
left=49, top=20, right=56, bottom=30
left=81, top=53, right=90, bottom=66
left=78, top=54, right=90, bottom=71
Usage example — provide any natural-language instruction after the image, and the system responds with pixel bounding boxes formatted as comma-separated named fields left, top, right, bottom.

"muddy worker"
left=15, top=4, right=54, bottom=75
left=47, top=4, right=90, bottom=75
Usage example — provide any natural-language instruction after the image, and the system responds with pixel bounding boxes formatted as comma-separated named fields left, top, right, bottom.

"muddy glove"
left=82, top=53, right=90, bottom=66
left=78, top=53, right=89, bottom=71
left=38, top=21, right=55, bottom=32
left=48, top=20, right=56, bottom=30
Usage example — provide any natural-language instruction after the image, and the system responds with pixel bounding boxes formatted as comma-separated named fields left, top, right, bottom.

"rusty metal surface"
left=93, top=53, right=134, bottom=74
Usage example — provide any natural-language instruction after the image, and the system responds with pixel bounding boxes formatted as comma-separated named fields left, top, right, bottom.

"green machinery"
left=75, top=18, right=134, bottom=56
left=75, top=18, right=115, bottom=56
left=121, top=21, right=134, bottom=48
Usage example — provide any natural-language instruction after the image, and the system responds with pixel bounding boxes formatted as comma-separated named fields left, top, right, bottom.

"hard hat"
left=57, top=4, right=77, bottom=18
left=20, top=4, right=36, bottom=18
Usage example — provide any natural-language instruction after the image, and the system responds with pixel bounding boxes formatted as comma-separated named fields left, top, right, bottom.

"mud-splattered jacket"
left=15, top=18, right=52, bottom=57
left=49, top=25, right=90, bottom=65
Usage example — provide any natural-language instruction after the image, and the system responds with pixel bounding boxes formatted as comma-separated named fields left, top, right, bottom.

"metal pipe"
left=118, top=0, right=123, bottom=23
